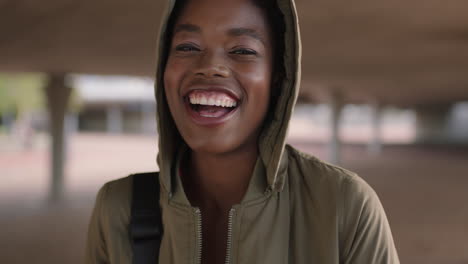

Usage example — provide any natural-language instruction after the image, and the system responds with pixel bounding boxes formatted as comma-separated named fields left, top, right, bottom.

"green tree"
left=0, top=73, right=46, bottom=115
left=0, top=72, right=82, bottom=116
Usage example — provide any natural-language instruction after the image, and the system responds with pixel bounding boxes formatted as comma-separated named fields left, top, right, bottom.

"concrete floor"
left=0, top=134, right=467, bottom=264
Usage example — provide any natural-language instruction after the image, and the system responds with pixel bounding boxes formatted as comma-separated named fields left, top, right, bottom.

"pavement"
left=0, top=133, right=467, bottom=264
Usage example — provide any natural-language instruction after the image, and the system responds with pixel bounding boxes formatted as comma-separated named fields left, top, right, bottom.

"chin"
left=184, top=135, right=243, bottom=156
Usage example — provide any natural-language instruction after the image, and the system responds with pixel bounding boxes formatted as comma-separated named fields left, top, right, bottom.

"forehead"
left=175, top=0, right=270, bottom=37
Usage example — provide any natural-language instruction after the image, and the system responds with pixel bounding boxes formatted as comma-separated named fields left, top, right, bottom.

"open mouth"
left=184, top=89, right=240, bottom=125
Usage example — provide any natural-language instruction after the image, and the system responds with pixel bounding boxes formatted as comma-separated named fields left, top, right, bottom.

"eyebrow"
left=174, top=23, right=201, bottom=34
left=174, top=23, right=265, bottom=44
left=228, top=27, right=265, bottom=43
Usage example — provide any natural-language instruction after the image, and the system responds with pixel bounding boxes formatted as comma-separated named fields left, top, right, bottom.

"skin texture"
left=163, top=0, right=274, bottom=263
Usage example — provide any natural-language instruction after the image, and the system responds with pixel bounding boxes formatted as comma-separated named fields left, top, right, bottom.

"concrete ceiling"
left=1, top=0, right=468, bottom=106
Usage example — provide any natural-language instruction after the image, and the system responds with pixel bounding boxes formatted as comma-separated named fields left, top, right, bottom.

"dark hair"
left=161, top=0, right=286, bottom=108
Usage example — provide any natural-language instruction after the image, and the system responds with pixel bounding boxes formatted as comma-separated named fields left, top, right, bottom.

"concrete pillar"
left=447, top=102, right=468, bottom=142
left=328, top=94, right=344, bottom=165
left=45, top=73, right=71, bottom=202
left=141, top=102, right=156, bottom=134
left=107, top=104, right=123, bottom=133
left=65, top=113, right=79, bottom=134
left=414, top=104, right=452, bottom=144
left=368, top=102, right=383, bottom=155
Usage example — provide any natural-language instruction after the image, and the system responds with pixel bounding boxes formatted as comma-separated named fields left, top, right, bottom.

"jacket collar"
left=167, top=146, right=290, bottom=206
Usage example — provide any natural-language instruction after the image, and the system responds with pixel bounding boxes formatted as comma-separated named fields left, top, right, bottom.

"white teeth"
left=208, top=98, right=215, bottom=105
left=224, top=101, right=236, bottom=107
left=189, top=94, right=237, bottom=108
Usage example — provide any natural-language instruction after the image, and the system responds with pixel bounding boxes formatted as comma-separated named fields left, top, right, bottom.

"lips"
left=184, top=89, right=240, bottom=126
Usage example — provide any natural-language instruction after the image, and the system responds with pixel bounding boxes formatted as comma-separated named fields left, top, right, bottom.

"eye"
left=230, top=48, right=257, bottom=56
left=175, top=43, right=200, bottom=52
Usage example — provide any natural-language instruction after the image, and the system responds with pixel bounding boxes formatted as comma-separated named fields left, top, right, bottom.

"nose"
left=194, top=51, right=230, bottom=78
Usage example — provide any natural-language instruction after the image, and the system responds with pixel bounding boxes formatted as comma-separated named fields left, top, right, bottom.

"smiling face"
left=163, top=0, right=274, bottom=154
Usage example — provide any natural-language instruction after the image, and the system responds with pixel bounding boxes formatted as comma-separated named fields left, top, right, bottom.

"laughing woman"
left=85, top=0, right=400, bottom=263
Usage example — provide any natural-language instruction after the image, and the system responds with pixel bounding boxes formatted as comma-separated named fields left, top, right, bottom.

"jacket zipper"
left=194, top=208, right=203, bottom=264
left=225, top=208, right=235, bottom=264
left=194, top=207, right=236, bottom=264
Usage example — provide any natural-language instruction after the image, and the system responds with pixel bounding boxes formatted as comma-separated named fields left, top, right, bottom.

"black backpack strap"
left=130, top=172, right=163, bottom=264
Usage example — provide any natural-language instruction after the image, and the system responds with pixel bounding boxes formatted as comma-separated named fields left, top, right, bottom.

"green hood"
left=154, top=0, right=302, bottom=194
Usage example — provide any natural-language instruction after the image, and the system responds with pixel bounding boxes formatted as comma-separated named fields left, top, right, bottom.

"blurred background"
left=0, top=0, right=467, bottom=263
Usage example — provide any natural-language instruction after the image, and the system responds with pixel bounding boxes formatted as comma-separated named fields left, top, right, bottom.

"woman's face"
left=164, top=0, right=273, bottom=154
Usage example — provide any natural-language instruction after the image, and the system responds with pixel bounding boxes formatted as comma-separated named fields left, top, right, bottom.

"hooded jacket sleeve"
left=85, top=183, right=110, bottom=264
left=339, top=175, right=400, bottom=264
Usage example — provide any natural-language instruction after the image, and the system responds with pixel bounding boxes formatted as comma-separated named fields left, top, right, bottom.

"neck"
left=183, top=142, right=258, bottom=211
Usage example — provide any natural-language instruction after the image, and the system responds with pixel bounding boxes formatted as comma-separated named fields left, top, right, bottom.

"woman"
left=86, top=0, right=400, bottom=263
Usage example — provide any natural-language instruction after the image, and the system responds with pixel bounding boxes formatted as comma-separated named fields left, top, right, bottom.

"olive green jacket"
left=85, top=0, right=400, bottom=263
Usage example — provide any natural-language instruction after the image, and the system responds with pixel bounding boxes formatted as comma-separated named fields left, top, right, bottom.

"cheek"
left=164, top=58, right=179, bottom=92
left=238, top=62, right=272, bottom=106
left=164, top=58, right=187, bottom=101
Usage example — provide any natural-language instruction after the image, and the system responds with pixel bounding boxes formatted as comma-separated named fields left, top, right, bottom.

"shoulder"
left=98, top=176, right=133, bottom=208
left=285, top=144, right=372, bottom=198
left=284, top=144, right=383, bottom=230
left=94, top=175, right=133, bottom=228
left=99, top=175, right=133, bottom=199
left=285, top=144, right=380, bottom=214
left=87, top=172, right=161, bottom=263
left=285, top=145, right=399, bottom=262
left=95, top=172, right=160, bottom=222
left=86, top=175, right=135, bottom=262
